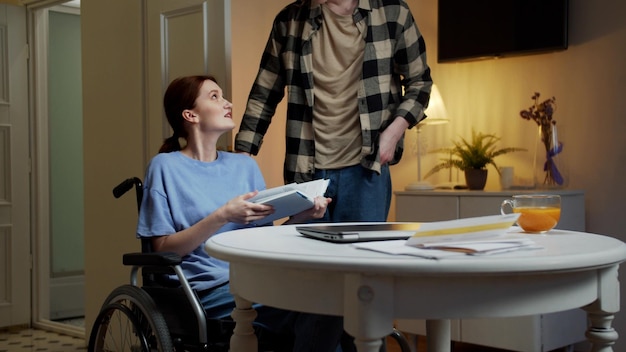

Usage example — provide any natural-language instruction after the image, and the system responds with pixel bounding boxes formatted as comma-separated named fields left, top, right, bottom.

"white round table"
left=205, top=225, right=626, bottom=352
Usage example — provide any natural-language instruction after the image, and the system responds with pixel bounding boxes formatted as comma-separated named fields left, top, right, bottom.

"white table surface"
left=205, top=224, right=626, bottom=352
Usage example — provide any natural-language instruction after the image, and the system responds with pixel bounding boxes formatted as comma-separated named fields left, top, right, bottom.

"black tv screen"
left=438, top=0, right=569, bottom=63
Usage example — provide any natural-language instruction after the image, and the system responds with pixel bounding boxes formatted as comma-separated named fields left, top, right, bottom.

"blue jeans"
left=200, top=283, right=343, bottom=352
left=314, top=164, right=391, bottom=222
left=314, top=164, right=391, bottom=351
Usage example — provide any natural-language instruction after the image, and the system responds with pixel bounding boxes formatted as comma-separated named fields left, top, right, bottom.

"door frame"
left=23, top=0, right=84, bottom=338
left=0, top=3, right=30, bottom=330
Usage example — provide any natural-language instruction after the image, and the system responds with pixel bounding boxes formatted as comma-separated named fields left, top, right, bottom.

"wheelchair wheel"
left=89, top=285, right=174, bottom=352
left=388, top=328, right=411, bottom=352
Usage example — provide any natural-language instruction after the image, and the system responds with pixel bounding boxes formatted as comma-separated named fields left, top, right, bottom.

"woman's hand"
left=220, top=191, right=275, bottom=224
left=284, top=196, right=332, bottom=224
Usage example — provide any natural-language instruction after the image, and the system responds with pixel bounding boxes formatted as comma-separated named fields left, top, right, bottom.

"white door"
left=0, top=4, right=31, bottom=328
left=144, top=0, right=231, bottom=161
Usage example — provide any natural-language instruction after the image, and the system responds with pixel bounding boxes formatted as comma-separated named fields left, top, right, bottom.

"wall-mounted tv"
left=437, top=0, right=569, bottom=63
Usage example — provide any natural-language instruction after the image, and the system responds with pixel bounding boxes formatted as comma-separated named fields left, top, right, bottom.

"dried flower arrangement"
left=520, top=92, right=564, bottom=186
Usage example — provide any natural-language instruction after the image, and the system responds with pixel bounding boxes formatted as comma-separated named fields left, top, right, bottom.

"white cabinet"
left=394, top=189, right=588, bottom=352
left=395, top=189, right=585, bottom=231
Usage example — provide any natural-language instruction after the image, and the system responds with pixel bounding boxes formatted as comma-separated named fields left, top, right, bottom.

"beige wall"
left=83, top=0, right=626, bottom=347
left=230, top=1, right=288, bottom=189
left=82, top=0, right=146, bottom=333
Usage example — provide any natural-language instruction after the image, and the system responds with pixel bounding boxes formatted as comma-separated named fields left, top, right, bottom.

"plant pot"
left=464, top=169, right=488, bottom=190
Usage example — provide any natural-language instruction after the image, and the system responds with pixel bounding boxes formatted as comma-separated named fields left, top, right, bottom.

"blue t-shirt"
left=136, top=151, right=266, bottom=292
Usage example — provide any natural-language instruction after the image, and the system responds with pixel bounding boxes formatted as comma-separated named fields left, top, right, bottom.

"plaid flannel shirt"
left=235, top=0, right=432, bottom=184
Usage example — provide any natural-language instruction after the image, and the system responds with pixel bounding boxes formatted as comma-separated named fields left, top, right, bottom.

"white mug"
left=499, top=166, right=514, bottom=189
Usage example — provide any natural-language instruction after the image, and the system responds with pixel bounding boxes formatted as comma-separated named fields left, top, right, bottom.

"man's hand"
left=379, top=117, right=410, bottom=164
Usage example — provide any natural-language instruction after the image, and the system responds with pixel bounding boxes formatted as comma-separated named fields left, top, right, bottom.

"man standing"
left=235, top=0, right=432, bottom=223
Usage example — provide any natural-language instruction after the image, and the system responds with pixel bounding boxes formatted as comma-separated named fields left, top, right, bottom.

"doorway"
left=24, top=0, right=231, bottom=338
left=27, top=0, right=84, bottom=337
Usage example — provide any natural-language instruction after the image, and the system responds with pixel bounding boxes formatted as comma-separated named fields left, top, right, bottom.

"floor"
left=0, top=328, right=511, bottom=352
left=387, top=334, right=516, bottom=352
left=0, top=329, right=502, bottom=352
left=0, top=327, right=86, bottom=352
left=0, top=326, right=572, bottom=352
left=387, top=334, right=578, bottom=352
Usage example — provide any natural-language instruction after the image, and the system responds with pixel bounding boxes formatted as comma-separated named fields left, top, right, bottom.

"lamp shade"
left=405, top=84, right=450, bottom=191
left=421, top=84, right=449, bottom=126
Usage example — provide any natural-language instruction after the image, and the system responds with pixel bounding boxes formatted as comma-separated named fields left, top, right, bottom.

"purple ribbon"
left=544, top=142, right=564, bottom=185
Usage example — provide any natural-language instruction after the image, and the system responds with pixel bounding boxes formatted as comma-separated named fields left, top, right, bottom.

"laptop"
left=296, top=223, right=420, bottom=243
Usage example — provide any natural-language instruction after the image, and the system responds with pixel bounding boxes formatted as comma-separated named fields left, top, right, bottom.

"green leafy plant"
left=424, top=129, right=526, bottom=179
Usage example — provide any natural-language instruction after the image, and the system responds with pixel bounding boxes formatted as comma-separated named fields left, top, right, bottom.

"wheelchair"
left=88, top=177, right=412, bottom=352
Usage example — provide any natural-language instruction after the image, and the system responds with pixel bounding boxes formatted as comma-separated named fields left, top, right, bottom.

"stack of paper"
left=353, top=236, right=540, bottom=259
left=351, top=214, right=542, bottom=259
left=405, top=214, right=521, bottom=245
left=417, top=237, right=539, bottom=254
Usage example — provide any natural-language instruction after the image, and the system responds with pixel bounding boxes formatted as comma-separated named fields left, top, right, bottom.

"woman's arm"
left=151, top=191, right=274, bottom=256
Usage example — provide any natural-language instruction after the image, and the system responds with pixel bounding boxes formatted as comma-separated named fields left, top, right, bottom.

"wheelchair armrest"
left=123, top=251, right=183, bottom=267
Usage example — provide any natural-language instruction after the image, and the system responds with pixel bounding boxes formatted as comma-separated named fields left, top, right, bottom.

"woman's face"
left=191, top=79, right=234, bottom=133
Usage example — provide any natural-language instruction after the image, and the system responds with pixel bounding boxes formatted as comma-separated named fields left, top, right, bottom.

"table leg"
left=353, top=338, right=384, bottom=352
left=230, top=294, right=258, bottom=352
left=583, top=307, right=618, bottom=352
left=425, top=319, right=450, bottom=352
left=343, top=274, right=393, bottom=352
left=582, top=265, right=621, bottom=352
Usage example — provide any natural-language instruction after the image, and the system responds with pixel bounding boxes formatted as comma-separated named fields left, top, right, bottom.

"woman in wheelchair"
left=136, top=75, right=343, bottom=351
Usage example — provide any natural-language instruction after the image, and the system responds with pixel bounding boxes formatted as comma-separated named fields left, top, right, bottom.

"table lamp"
left=405, top=84, right=449, bottom=191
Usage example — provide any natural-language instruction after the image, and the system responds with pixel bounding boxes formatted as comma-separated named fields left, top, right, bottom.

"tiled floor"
left=387, top=334, right=516, bottom=352
left=0, top=327, right=86, bottom=352
left=387, top=334, right=578, bottom=352
left=0, top=330, right=518, bottom=352
left=0, top=326, right=572, bottom=352
left=0, top=328, right=502, bottom=352
left=0, top=329, right=496, bottom=352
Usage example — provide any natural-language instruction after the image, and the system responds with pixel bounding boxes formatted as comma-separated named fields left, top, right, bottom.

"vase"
left=534, top=124, right=567, bottom=188
left=464, top=169, right=488, bottom=190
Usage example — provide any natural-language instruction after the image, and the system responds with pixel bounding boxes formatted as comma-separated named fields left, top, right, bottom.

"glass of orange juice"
left=500, top=195, right=561, bottom=233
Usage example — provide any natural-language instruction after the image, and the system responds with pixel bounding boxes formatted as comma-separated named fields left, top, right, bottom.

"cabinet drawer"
left=395, top=195, right=458, bottom=222
left=459, top=197, right=503, bottom=218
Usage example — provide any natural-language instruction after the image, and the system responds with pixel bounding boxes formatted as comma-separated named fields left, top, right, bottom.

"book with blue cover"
left=249, top=179, right=329, bottom=225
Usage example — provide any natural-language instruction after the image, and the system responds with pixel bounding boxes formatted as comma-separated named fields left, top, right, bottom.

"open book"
left=249, top=179, right=330, bottom=225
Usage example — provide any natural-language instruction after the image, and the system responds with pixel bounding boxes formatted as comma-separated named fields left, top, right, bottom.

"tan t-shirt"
left=312, top=4, right=365, bottom=169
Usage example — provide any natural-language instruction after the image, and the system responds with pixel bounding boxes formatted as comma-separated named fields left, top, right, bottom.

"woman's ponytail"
left=158, top=134, right=181, bottom=153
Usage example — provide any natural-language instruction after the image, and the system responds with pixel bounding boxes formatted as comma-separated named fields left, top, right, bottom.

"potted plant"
left=424, top=130, right=526, bottom=190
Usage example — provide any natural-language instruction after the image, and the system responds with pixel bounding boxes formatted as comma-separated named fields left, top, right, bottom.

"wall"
left=393, top=1, right=626, bottom=242
left=83, top=0, right=626, bottom=348
left=396, top=1, right=626, bottom=345
left=82, top=0, right=145, bottom=333
left=230, top=1, right=288, bottom=188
